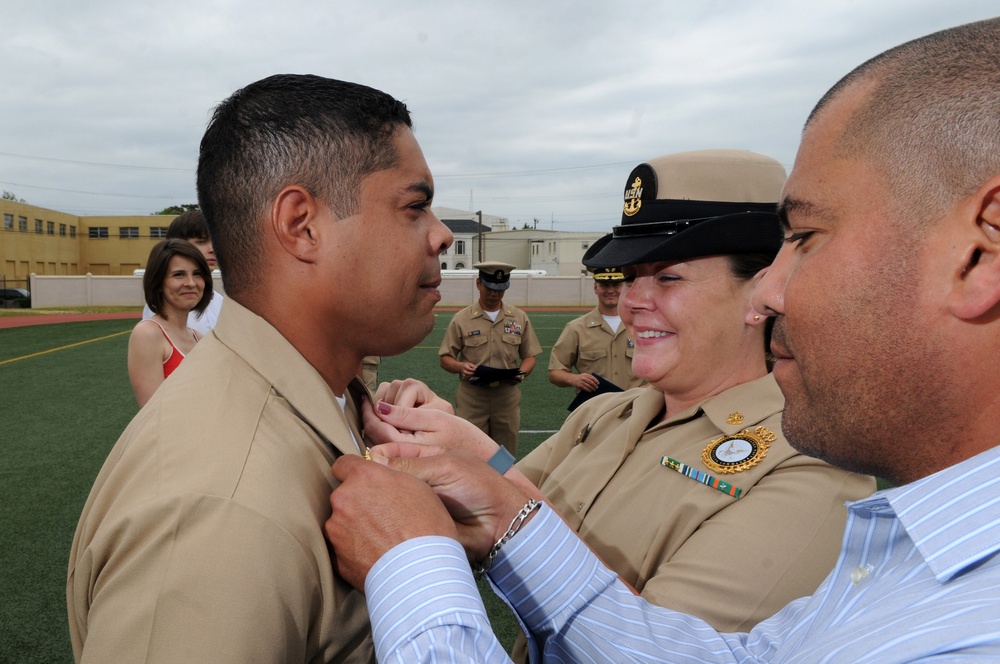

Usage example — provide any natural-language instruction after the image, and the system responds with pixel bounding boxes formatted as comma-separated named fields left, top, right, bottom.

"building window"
left=455, top=240, right=465, bottom=254
left=119, top=227, right=139, bottom=239
left=549, top=241, right=556, bottom=253
left=88, top=227, right=109, bottom=239
left=455, top=262, right=465, bottom=269
left=150, top=226, right=168, bottom=238
left=59, top=223, right=67, bottom=236
left=35, top=219, right=43, bottom=234
left=3, top=214, right=11, bottom=230
left=70, top=225, right=77, bottom=238
left=47, top=221, right=55, bottom=235
left=18, top=216, right=27, bottom=232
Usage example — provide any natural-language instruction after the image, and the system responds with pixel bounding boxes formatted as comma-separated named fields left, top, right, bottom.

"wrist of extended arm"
left=472, top=498, right=540, bottom=580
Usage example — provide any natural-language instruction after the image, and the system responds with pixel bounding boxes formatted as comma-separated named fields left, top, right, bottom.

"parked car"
left=0, top=288, right=31, bottom=308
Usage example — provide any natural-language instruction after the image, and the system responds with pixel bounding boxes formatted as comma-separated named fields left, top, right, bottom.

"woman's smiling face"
left=620, top=255, right=761, bottom=399
left=160, top=254, right=205, bottom=314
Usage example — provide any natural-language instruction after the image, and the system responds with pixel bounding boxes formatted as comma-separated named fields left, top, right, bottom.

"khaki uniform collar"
left=661, top=373, right=783, bottom=433
left=212, top=298, right=368, bottom=456
left=583, top=307, right=626, bottom=338
left=471, top=304, right=512, bottom=320
left=613, top=373, right=783, bottom=436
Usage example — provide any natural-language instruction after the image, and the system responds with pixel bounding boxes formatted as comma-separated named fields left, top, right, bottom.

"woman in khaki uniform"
left=365, top=150, right=874, bottom=662
left=501, top=150, right=876, bottom=659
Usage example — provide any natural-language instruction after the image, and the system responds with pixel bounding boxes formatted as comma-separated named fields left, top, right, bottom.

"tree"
left=2, top=190, right=25, bottom=203
left=152, top=203, right=199, bottom=215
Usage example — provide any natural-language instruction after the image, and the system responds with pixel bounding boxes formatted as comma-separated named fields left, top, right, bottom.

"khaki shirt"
left=68, top=299, right=374, bottom=663
left=517, top=374, right=874, bottom=633
left=439, top=303, right=541, bottom=369
left=548, top=307, right=642, bottom=389
left=360, top=355, right=380, bottom=393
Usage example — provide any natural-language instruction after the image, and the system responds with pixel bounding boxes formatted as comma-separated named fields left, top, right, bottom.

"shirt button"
left=851, top=564, right=874, bottom=584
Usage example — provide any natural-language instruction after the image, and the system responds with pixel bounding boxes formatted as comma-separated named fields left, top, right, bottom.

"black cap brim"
left=584, top=211, right=781, bottom=268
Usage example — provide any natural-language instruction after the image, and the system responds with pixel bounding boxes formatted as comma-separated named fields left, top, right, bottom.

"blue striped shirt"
left=366, top=445, right=1000, bottom=662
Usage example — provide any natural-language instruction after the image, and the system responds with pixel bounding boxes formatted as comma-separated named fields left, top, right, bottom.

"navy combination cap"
left=474, top=261, right=516, bottom=291
left=587, top=242, right=625, bottom=283
left=592, top=267, right=625, bottom=282
left=583, top=150, right=786, bottom=269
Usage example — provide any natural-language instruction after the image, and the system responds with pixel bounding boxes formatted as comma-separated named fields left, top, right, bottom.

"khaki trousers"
left=455, top=381, right=521, bottom=456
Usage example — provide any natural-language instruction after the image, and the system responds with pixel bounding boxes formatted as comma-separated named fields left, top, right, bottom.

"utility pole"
left=476, top=210, right=483, bottom=261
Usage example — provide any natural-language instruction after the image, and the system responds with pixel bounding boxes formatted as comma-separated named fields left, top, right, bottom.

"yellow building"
left=1, top=200, right=176, bottom=282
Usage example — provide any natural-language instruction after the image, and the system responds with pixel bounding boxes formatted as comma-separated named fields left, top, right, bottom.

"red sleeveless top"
left=141, top=319, right=188, bottom=378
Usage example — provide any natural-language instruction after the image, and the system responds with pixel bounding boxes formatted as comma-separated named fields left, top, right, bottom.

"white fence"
left=28, top=273, right=600, bottom=309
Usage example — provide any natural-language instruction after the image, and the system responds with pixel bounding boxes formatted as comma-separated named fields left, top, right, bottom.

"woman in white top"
left=128, top=239, right=213, bottom=407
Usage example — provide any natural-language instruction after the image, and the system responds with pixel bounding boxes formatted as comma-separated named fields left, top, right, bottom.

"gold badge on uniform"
left=702, top=426, right=776, bottom=474
left=726, top=411, right=744, bottom=425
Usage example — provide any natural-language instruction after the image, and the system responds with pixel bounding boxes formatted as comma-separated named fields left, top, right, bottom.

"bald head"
left=807, top=18, right=1000, bottom=227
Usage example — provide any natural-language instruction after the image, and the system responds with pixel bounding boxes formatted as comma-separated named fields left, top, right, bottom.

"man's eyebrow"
left=777, top=197, right=826, bottom=231
left=405, top=181, right=434, bottom=201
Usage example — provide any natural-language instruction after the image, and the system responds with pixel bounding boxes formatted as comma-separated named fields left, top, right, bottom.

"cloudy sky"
left=2, top=1, right=996, bottom=231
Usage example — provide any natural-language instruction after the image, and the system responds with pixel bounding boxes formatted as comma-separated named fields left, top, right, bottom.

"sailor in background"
left=548, top=258, right=644, bottom=410
left=439, top=261, right=541, bottom=455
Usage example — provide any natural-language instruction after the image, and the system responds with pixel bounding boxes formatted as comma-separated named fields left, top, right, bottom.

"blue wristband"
left=487, top=447, right=516, bottom=475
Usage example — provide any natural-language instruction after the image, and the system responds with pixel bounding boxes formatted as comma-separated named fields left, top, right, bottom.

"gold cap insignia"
left=623, top=176, right=643, bottom=217
left=702, top=426, right=775, bottom=474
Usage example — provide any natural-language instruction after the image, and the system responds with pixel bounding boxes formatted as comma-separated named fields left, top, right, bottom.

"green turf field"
left=0, top=309, right=586, bottom=662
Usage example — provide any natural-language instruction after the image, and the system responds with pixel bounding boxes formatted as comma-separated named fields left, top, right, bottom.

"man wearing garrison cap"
left=439, top=261, right=541, bottom=455
left=548, top=258, right=644, bottom=409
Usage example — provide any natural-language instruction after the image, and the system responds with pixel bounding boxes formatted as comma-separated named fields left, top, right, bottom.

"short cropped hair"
left=809, top=18, right=1000, bottom=229
left=143, top=239, right=214, bottom=320
left=166, top=209, right=209, bottom=241
left=196, top=74, right=413, bottom=297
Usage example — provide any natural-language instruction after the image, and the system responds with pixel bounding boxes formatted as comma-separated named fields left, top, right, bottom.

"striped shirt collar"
left=849, top=444, right=1000, bottom=583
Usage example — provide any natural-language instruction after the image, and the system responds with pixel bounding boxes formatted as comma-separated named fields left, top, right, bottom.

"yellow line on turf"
left=0, top=330, right=131, bottom=366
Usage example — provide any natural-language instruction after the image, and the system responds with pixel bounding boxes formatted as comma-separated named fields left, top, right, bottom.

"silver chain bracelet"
left=472, top=499, right=540, bottom=580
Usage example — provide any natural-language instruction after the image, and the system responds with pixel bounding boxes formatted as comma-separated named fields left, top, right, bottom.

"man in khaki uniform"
left=548, top=263, right=642, bottom=408
left=67, top=74, right=453, bottom=662
left=440, top=261, right=541, bottom=455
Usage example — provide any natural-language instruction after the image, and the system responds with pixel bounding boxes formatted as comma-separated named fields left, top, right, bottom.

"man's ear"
left=949, top=177, right=1000, bottom=320
left=270, top=185, right=327, bottom=262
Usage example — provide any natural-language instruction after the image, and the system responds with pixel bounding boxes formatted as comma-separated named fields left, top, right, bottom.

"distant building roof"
left=442, top=218, right=490, bottom=234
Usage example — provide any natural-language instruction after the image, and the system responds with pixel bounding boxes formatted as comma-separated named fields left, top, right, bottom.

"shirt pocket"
left=464, top=335, right=488, bottom=350
left=580, top=349, right=609, bottom=362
